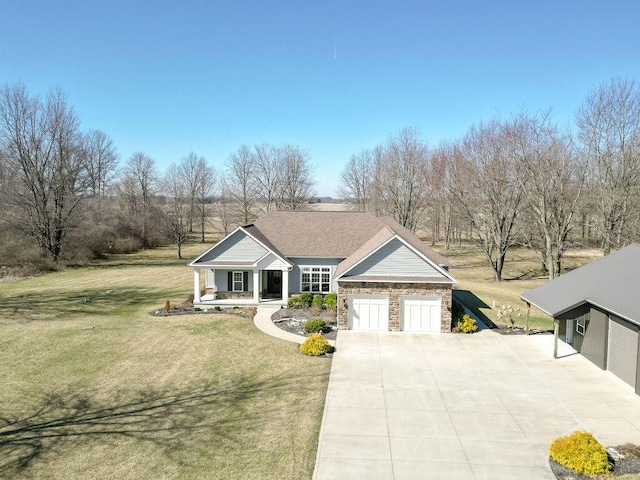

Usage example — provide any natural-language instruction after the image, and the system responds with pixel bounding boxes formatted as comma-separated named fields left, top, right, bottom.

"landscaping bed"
left=494, top=325, right=553, bottom=335
left=550, top=444, right=640, bottom=479
left=272, top=307, right=337, bottom=341
left=150, top=300, right=257, bottom=319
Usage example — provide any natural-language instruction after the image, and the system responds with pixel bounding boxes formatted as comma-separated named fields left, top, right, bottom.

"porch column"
left=253, top=269, right=260, bottom=302
left=553, top=319, right=559, bottom=359
left=281, top=268, right=289, bottom=304
left=193, top=268, right=201, bottom=303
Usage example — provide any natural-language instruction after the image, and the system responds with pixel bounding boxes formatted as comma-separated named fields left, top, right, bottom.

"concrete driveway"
left=313, top=329, right=640, bottom=480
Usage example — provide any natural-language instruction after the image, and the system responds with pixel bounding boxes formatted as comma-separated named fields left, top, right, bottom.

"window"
left=577, top=318, right=586, bottom=335
left=232, top=271, right=244, bottom=292
left=301, top=266, right=331, bottom=293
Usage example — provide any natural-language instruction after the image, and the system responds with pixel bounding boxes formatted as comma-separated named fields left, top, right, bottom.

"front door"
left=266, top=270, right=282, bottom=297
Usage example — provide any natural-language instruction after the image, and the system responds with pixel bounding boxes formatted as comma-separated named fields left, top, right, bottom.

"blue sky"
left=2, top=1, right=640, bottom=196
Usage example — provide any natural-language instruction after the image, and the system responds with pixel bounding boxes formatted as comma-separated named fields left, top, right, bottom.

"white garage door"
left=349, top=295, right=389, bottom=331
left=401, top=297, right=441, bottom=332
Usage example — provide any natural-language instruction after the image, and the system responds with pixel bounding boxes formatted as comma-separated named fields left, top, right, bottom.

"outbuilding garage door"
left=608, top=316, right=639, bottom=388
left=349, top=295, right=389, bottom=331
left=401, top=297, right=441, bottom=332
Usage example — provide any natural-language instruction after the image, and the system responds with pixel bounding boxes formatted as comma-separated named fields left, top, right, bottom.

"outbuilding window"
left=577, top=318, right=586, bottom=335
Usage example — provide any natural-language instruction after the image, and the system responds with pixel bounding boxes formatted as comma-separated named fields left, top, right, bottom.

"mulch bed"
left=550, top=444, right=640, bottom=478
left=271, top=307, right=337, bottom=341
left=150, top=304, right=257, bottom=319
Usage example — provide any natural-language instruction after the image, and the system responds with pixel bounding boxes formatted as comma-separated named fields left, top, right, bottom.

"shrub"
left=305, top=318, right=326, bottom=334
left=288, top=296, right=302, bottom=308
left=549, top=431, right=611, bottom=475
left=300, top=333, right=334, bottom=356
left=312, top=294, right=324, bottom=310
left=456, top=314, right=478, bottom=334
left=299, top=293, right=312, bottom=308
left=325, top=293, right=338, bottom=310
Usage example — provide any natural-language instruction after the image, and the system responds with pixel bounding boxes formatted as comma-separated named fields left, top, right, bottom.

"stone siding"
left=337, top=282, right=453, bottom=333
left=214, top=291, right=253, bottom=300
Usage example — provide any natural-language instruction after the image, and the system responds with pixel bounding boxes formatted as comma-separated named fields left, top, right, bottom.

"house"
left=521, top=244, right=640, bottom=394
left=189, top=211, right=456, bottom=332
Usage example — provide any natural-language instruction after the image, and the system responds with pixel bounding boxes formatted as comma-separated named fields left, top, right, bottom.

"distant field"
left=437, top=243, right=602, bottom=330
left=0, top=243, right=330, bottom=480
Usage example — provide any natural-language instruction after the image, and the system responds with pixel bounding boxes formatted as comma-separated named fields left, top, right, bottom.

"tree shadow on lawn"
left=0, top=372, right=321, bottom=476
left=0, top=287, right=183, bottom=324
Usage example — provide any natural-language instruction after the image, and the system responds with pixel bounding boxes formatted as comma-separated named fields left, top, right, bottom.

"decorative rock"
left=607, top=447, right=625, bottom=461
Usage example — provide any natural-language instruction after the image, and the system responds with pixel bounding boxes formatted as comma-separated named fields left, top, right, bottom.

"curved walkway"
left=253, top=305, right=337, bottom=346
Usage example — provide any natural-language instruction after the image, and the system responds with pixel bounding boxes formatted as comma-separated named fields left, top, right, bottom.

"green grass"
left=0, top=242, right=330, bottom=479
left=436, top=243, right=602, bottom=331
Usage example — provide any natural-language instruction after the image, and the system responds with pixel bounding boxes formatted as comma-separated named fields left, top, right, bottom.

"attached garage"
left=608, top=316, right=639, bottom=388
left=349, top=295, right=389, bottom=331
left=401, top=296, right=441, bottom=332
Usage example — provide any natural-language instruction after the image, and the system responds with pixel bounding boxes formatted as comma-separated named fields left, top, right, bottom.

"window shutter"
left=243, top=272, right=249, bottom=291
left=227, top=271, right=232, bottom=291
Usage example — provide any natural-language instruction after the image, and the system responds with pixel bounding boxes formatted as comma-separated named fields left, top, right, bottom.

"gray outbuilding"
left=521, top=244, right=640, bottom=395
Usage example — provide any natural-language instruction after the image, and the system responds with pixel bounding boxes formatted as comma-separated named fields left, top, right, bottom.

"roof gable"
left=346, top=237, right=446, bottom=277
left=336, top=235, right=455, bottom=282
left=189, top=227, right=282, bottom=266
left=521, top=244, right=640, bottom=323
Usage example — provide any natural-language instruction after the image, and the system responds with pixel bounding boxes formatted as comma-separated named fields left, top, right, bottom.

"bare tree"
left=510, top=111, right=585, bottom=279
left=194, top=156, right=216, bottom=243
left=122, top=152, right=159, bottom=248
left=216, top=179, right=233, bottom=236
left=276, top=144, right=315, bottom=210
left=371, top=127, right=430, bottom=232
left=338, top=149, right=374, bottom=211
left=163, top=163, right=189, bottom=258
left=431, top=142, right=462, bottom=249
left=177, top=152, right=201, bottom=233
left=253, top=144, right=282, bottom=214
left=576, top=77, right=640, bottom=254
left=82, top=129, right=119, bottom=199
left=450, top=119, right=525, bottom=281
left=0, top=83, right=88, bottom=262
left=225, top=145, right=257, bottom=224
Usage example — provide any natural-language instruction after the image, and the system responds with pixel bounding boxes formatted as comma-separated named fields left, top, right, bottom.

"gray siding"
left=214, top=269, right=254, bottom=292
left=608, top=315, right=639, bottom=388
left=200, top=230, right=267, bottom=263
left=348, top=239, right=444, bottom=278
left=289, top=257, right=343, bottom=294
left=558, top=304, right=607, bottom=369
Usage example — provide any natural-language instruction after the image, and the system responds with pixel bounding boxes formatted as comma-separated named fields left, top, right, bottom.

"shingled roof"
left=249, top=211, right=452, bottom=270
left=521, top=244, right=640, bottom=325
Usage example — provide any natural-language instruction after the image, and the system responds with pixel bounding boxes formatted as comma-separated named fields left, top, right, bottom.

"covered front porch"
left=193, top=266, right=290, bottom=307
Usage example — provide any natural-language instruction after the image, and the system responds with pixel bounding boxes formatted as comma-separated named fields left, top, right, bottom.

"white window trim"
left=300, top=266, right=332, bottom=293
left=577, top=318, right=586, bottom=335
left=232, top=271, right=244, bottom=292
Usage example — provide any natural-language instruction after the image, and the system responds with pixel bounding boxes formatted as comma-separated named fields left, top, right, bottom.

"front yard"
left=0, top=246, right=331, bottom=479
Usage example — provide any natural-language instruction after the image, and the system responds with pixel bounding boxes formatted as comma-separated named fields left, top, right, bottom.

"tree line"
left=1, top=78, right=639, bottom=278
left=0, top=83, right=315, bottom=271
left=339, top=78, right=640, bottom=280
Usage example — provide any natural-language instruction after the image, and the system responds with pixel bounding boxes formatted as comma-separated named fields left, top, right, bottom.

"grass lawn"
left=436, top=243, right=602, bottom=331
left=0, top=243, right=331, bottom=479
